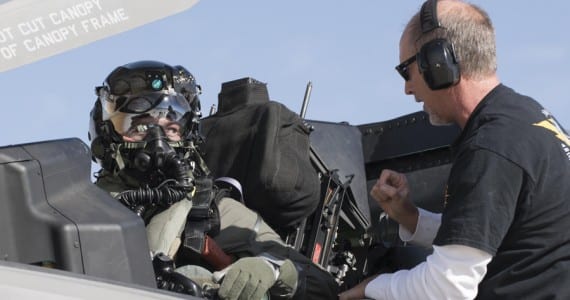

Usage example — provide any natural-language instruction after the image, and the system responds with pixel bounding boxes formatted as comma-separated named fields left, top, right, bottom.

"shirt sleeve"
left=399, top=207, right=441, bottom=248
left=364, top=244, right=492, bottom=300
left=434, top=148, right=523, bottom=255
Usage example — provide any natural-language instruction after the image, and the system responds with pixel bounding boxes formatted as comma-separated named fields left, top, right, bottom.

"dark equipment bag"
left=199, top=78, right=320, bottom=235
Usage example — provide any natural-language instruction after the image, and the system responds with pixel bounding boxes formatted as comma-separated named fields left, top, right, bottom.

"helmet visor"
left=101, top=89, right=191, bottom=140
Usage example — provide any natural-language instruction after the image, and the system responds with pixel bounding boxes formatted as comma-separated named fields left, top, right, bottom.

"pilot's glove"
left=214, top=257, right=298, bottom=300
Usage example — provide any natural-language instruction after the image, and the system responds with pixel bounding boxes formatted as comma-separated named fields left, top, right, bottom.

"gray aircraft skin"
left=0, top=260, right=193, bottom=299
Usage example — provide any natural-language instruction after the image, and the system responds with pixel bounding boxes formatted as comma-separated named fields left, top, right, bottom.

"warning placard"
left=0, top=0, right=199, bottom=72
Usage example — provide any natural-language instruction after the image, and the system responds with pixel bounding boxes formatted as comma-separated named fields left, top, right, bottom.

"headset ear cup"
left=418, top=38, right=460, bottom=90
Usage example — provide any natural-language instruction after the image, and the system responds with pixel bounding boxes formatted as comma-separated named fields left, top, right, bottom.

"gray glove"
left=215, top=257, right=298, bottom=300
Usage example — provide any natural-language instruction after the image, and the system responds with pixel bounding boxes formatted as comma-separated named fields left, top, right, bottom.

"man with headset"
left=340, top=0, right=570, bottom=299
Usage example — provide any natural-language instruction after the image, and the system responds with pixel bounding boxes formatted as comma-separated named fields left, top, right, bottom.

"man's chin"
left=428, top=115, right=453, bottom=126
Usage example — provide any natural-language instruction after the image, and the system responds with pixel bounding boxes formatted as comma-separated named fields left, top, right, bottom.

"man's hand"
left=370, top=169, right=418, bottom=232
left=214, top=257, right=276, bottom=300
left=338, top=274, right=378, bottom=300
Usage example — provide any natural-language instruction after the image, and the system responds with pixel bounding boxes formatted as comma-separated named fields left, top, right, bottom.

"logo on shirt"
left=533, top=109, right=570, bottom=161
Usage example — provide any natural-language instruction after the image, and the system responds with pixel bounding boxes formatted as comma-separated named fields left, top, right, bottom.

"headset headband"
left=420, top=0, right=440, bottom=34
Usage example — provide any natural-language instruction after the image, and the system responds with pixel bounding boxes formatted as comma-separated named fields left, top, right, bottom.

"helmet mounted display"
left=89, top=60, right=202, bottom=175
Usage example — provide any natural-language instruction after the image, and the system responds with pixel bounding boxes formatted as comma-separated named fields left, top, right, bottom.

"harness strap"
left=179, top=181, right=228, bottom=266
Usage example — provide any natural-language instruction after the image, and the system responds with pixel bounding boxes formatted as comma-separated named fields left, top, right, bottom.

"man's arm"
left=364, top=244, right=491, bottom=300
left=358, top=169, right=492, bottom=299
left=399, top=207, right=441, bottom=248
left=338, top=274, right=379, bottom=300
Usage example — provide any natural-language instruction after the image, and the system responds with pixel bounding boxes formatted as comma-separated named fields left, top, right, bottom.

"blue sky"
left=1, top=0, right=569, bottom=147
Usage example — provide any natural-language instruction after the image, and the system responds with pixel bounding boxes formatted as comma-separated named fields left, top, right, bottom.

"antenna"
left=300, top=81, right=313, bottom=119
left=209, top=104, right=217, bottom=116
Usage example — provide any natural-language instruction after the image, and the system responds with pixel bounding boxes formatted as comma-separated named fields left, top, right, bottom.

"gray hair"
left=405, top=1, right=496, bottom=79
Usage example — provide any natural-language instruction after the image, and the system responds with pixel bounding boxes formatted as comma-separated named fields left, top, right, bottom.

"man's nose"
left=405, top=80, right=414, bottom=95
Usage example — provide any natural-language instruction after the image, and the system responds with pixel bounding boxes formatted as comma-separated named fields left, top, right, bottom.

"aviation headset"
left=417, top=0, right=460, bottom=90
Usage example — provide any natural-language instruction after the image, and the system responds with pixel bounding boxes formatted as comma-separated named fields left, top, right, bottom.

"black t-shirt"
left=433, top=84, right=570, bottom=300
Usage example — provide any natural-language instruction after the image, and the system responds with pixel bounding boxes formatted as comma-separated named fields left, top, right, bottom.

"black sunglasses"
left=395, top=54, right=417, bottom=81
